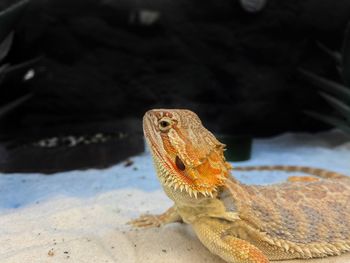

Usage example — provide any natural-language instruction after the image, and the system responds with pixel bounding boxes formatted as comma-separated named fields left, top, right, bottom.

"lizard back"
left=223, top=177, right=350, bottom=257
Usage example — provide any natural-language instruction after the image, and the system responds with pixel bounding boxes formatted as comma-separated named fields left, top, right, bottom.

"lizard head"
left=143, top=109, right=231, bottom=198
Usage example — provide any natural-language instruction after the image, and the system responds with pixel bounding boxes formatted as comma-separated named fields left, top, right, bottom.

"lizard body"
left=130, top=109, right=350, bottom=263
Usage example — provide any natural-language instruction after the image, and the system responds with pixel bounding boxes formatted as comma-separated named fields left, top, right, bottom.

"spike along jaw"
left=143, top=109, right=231, bottom=199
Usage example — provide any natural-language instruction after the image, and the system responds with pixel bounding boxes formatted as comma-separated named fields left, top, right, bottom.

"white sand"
left=0, top=130, right=350, bottom=262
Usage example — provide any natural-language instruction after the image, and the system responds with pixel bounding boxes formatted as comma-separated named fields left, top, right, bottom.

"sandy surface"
left=0, top=130, right=350, bottom=262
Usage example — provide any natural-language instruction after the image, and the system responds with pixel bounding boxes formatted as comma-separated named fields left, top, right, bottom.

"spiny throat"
left=154, top=149, right=231, bottom=199
left=144, top=108, right=232, bottom=199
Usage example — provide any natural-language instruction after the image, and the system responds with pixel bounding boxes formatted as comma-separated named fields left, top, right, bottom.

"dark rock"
left=0, top=119, right=144, bottom=173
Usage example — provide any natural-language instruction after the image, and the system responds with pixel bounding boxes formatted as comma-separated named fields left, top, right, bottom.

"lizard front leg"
left=128, top=205, right=182, bottom=228
left=192, top=217, right=269, bottom=263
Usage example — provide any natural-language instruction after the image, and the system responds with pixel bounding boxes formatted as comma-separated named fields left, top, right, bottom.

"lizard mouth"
left=143, top=110, right=231, bottom=198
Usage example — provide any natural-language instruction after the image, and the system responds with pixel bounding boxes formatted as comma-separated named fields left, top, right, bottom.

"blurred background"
left=0, top=0, right=349, bottom=173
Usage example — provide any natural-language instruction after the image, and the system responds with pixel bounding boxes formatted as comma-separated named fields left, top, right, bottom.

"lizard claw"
left=127, top=214, right=162, bottom=228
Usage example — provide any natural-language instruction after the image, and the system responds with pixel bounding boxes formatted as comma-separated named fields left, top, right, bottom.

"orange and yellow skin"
left=142, top=109, right=230, bottom=197
left=129, top=109, right=350, bottom=263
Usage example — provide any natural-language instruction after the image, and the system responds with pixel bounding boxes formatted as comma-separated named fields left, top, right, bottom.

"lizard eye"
left=158, top=118, right=172, bottom=131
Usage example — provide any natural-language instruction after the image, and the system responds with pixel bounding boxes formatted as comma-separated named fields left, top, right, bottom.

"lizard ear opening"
left=175, top=155, right=186, bottom=171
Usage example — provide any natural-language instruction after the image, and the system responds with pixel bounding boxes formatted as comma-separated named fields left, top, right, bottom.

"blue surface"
left=0, top=130, right=349, bottom=212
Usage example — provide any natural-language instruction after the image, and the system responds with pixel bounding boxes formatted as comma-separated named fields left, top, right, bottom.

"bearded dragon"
left=129, top=109, right=350, bottom=263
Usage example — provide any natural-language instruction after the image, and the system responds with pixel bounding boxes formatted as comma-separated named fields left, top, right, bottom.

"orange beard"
left=161, top=139, right=231, bottom=197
